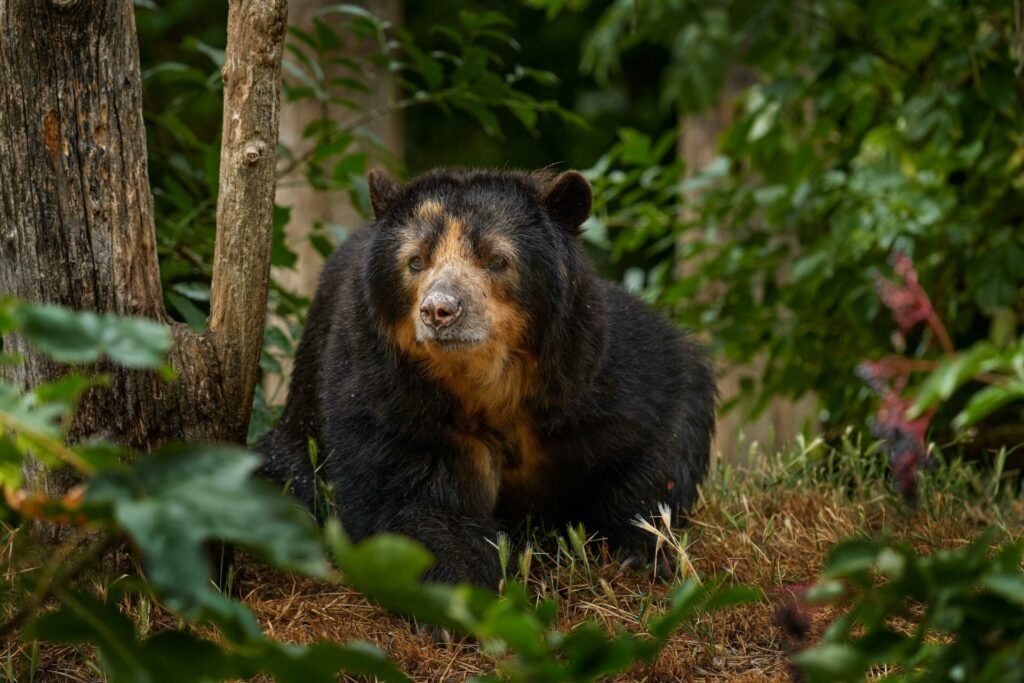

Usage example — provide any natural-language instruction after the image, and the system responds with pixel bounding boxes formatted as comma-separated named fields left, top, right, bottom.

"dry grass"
left=5, top=443, right=1022, bottom=682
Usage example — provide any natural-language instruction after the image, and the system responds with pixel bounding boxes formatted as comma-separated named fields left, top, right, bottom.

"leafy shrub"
left=541, top=0, right=1024, bottom=439
left=859, top=253, right=1024, bottom=500
left=792, top=534, right=1024, bottom=682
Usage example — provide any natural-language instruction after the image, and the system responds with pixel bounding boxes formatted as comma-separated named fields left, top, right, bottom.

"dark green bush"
left=541, top=0, right=1024, bottom=436
left=794, top=533, right=1024, bottom=682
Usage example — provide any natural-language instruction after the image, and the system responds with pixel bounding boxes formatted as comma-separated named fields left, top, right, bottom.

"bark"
left=0, top=0, right=288, bottom=504
left=211, top=0, right=289, bottom=440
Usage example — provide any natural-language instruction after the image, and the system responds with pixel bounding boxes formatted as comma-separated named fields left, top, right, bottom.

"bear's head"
left=363, top=168, right=593, bottom=414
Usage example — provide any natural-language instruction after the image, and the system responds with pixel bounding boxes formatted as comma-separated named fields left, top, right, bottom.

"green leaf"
left=953, top=382, right=1024, bottom=430
left=251, top=640, right=413, bottom=683
left=309, top=134, right=353, bottom=163
left=792, top=644, right=867, bottom=682
left=34, top=373, right=107, bottom=407
left=27, top=594, right=411, bottom=683
left=332, top=528, right=434, bottom=589
left=74, top=440, right=129, bottom=473
left=139, top=632, right=235, bottom=682
left=272, top=205, right=298, bottom=269
left=805, top=580, right=847, bottom=604
left=86, top=444, right=327, bottom=619
left=0, top=436, right=24, bottom=489
left=982, top=573, right=1024, bottom=605
left=0, top=380, right=68, bottom=440
left=327, top=522, right=468, bottom=628
left=167, top=290, right=208, bottom=332
left=12, top=303, right=170, bottom=370
left=452, top=99, right=501, bottom=137
left=823, top=538, right=879, bottom=579
left=647, top=579, right=707, bottom=641
left=27, top=592, right=143, bottom=682
left=332, top=153, right=368, bottom=181
left=910, top=343, right=999, bottom=418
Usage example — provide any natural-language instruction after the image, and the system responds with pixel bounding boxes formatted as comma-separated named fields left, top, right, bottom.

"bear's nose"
left=420, top=291, right=463, bottom=329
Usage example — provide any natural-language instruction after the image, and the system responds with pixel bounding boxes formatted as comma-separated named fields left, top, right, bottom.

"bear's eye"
left=486, top=255, right=509, bottom=272
left=408, top=256, right=424, bottom=272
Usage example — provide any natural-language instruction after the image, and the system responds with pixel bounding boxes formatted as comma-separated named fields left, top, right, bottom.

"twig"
left=275, top=93, right=444, bottom=181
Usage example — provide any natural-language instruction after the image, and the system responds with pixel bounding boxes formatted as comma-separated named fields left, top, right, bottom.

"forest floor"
left=9, top=437, right=1024, bottom=682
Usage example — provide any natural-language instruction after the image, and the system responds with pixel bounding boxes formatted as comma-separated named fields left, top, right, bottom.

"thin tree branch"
left=275, top=93, right=442, bottom=181
left=208, top=0, right=290, bottom=443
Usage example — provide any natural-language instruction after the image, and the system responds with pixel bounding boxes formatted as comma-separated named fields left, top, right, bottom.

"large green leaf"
left=953, top=382, right=1024, bottom=430
left=792, top=644, right=867, bottom=683
left=86, top=444, right=327, bottom=620
left=27, top=591, right=147, bottom=683
left=327, top=521, right=464, bottom=628
left=13, top=303, right=171, bottom=370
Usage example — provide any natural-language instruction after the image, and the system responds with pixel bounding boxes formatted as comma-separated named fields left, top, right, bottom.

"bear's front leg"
left=325, top=425, right=503, bottom=590
left=386, top=507, right=502, bottom=588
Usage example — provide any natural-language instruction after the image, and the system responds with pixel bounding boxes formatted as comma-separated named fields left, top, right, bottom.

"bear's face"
left=363, top=169, right=591, bottom=415
left=393, top=196, right=526, bottom=352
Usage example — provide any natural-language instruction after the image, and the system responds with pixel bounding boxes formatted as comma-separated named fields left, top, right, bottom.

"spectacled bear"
left=256, top=168, right=716, bottom=589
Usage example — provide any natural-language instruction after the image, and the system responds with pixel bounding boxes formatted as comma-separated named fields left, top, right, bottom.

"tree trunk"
left=0, top=0, right=288, bottom=507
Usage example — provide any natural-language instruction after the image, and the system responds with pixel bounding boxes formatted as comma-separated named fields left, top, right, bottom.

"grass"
left=4, top=435, right=1022, bottom=682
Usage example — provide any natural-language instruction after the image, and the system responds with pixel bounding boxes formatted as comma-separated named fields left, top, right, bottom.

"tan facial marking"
left=397, top=296, right=533, bottom=420
left=415, top=199, right=446, bottom=220
left=433, top=216, right=466, bottom=266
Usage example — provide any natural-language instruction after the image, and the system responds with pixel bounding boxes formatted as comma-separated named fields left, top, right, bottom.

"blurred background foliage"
left=135, top=0, right=1023, bottom=459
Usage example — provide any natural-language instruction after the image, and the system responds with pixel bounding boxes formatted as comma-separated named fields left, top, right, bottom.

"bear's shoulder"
left=593, top=280, right=711, bottom=401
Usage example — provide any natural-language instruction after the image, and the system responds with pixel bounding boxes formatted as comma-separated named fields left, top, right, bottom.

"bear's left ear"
left=542, top=170, right=592, bottom=235
left=368, top=170, right=401, bottom=219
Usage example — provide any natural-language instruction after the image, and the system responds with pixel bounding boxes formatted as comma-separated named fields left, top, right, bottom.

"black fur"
left=257, top=168, right=717, bottom=589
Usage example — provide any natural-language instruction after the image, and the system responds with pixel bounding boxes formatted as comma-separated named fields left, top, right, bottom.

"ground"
left=7, top=439, right=1023, bottom=682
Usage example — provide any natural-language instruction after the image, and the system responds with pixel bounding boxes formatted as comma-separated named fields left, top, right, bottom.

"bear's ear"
left=542, top=170, right=592, bottom=235
left=368, top=170, right=401, bottom=219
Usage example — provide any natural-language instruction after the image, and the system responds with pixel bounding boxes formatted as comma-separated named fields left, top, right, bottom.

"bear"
left=256, top=167, right=716, bottom=589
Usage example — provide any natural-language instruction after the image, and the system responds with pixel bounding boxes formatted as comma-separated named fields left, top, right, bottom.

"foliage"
left=542, top=0, right=1024, bottom=439
left=857, top=253, right=1024, bottom=500
left=911, top=337, right=1024, bottom=433
left=331, top=526, right=760, bottom=683
left=1, top=299, right=399, bottom=682
left=0, top=298, right=758, bottom=682
left=144, top=2, right=567, bottom=305
left=793, top=534, right=1024, bottom=682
